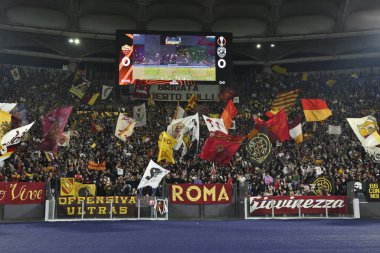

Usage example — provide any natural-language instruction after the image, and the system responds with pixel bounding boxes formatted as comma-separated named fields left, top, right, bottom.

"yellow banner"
left=88, top=93, right=100, bottom=106
left=60, top=178, right=96, bottom=197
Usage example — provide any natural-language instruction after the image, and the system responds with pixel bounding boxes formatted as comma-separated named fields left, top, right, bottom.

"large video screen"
left=116, top=31, right=232, bottom=86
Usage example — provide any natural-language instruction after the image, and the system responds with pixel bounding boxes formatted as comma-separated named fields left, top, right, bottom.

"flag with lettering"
left=133, top=103, right=146, bottom=127
left=203, top=115, right=228, bottom=134
left=199, top=131, right=246, bottom=166
left=137, top=160, right=169, bottom=189
left=157, top=131, right=177, bottom=164
left=115, top=113, right=136, bottom=141
left=39, top=106, right=73, bottom=152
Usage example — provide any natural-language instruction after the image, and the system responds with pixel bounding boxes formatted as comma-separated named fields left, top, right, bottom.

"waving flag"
left=0, top=103, right=17, bottom=113
left=137, top=160, right=169, bottom=189
left=133, top=103, right=146, bottom=127
left=220, top=99, right=237, bottom=130
left=88, top=93, right=100, bottom=106
left=0, top=110, right=12, bottom=141
left=157, top=131, right=177, bottom=164
left=265, top=109, right=290, bottom=142
left=185, top=94, right=197, bottom=111
left=115, top=113, right=136, bottom=141
left=289, top=116, right=303, bottom=144
left=173, top=105, right=185, bottom=120
left=301, top=99, right=332, bottom=122
left=271, top=89, right=299, bottom=111
left=363, top=131, right=380, bottom=147
left=58, top=131, right=71, bottom=147
left=39, top=106, right=73, bottom=152
left=203, top=115, right=227, bottom=134
left=1, top=122, right=35, bottom=148
left=199, top=131, right=246, bottom=166
left=102, top=85, right=113, bottom=100
left=69, top=82, right=89, bottom=99
left=11, top=67, right=20, bottom=81
left=167, top=113, right=199, bottom=156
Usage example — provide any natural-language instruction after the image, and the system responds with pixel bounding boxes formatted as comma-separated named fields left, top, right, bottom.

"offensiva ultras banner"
left=57, top=196, right=137, bottom=218
left=0, top=182, right=45, bottom=204
left=169, top=184, right=232, bottom=204
left=249, top=196, right=348, bottom=216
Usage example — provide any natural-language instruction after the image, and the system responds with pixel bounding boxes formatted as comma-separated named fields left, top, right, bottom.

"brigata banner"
left=0, top=182, right=45, bottom=204
left=131, top=84, right=220, bottom=102
left=249, top=196, right=347, bottom=216
left=170, top=184, right=232, bottom=204
left=57, top=196, right=137, bottom=218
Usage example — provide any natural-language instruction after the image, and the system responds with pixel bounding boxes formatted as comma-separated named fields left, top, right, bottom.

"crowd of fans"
left=0, top=64, right=379, bottom=198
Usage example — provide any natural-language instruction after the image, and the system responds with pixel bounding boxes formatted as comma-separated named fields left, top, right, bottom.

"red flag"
left=134, top=83, right=151, bottom=99
left=199, top=131, right=246, bottom=166
left=265, top=109, right=290, bottom=142
left=220, top=99, right=237, bottom=130
left=39, top=106, right=73, bottom=152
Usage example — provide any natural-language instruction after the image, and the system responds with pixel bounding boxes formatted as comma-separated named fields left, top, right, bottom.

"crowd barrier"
left=0, top=181, right=378, bottom=221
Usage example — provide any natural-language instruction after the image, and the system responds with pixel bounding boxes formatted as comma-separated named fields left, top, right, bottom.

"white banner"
left=58, top=131, right=71, bottom=147
left=328, top=125, right=342, bottom=135
left=148, top=84, right=220, bottom=102
left=102, top=85, right=113, bottom=100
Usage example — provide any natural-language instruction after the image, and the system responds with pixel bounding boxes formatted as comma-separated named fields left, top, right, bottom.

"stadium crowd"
left=0, top=64, right=379, bottom=198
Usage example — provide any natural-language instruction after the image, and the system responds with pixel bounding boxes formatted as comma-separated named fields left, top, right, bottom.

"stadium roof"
left=1, top=0, right=380, bottom=67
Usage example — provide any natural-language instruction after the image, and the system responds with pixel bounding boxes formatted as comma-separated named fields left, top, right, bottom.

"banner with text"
left=131, top=84, right=220, bottom=102
left=170, top=184, right=232, bottom=204
left=0, top=182, right=45, bottom=204
left=57, top=196, right=137, bottom=218
left=365, top=182, right=380, bottom=201
left=249, top=196, right=348, bottom=216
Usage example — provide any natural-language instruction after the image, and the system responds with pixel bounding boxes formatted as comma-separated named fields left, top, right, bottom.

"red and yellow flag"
left=301, top=99, right=332, bottom=122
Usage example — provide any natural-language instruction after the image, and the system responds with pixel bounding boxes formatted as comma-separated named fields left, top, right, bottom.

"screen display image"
left=117, top=31, right=232, bottom=86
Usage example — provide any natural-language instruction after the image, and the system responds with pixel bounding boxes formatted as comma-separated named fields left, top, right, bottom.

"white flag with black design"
left=102, top=85, right=113, bottom=100
left=11, top=67, right=20, bottom=81
left=1, top=121, right=35, bottom=148
left=137, top=160, right=169, bottom=189
left=203, top=115, right=228, bottom=134
left=133, top=103, right=146, bottom=127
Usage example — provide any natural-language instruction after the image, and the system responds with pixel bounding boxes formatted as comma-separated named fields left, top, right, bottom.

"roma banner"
left=57, top=196, right=137, bottom=218
left=169, top=184, right=232, bottom=204
left=88, top=161, right=106, bottom=171
left=0, top=182, right=45, bottom=204
left=249, top=196, right=348, bottom=216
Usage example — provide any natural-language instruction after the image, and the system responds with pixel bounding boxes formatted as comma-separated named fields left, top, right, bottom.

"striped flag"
left=301, top=99, right=332, bottom=122
left=271, top=89, right=299, bottom=111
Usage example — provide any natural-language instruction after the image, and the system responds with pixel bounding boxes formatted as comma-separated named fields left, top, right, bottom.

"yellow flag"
left=326, top=80, right=336, bottom=87
left=0, top=110, right=11, bottom=141
left=90, top=143, right=97, bottom=148
left=209, top=113, right=220, bottom=118
left=147, top=94, right=155, bottom=106
left=74, top=182, right=96, bottom=197
left=88, top=93, right=100, bottom=106
left=302, top=72, right=308, bottom=81
left=60, top=178, right=75, bottom=196
left=157, top=131, right=177, bottom=164
left=272, top=65, right=287, bottom=75
left=185, top=94, right=197, bottom=111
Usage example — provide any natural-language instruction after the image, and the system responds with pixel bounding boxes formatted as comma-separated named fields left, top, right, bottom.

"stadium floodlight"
left=68, top=38, right=74, bottom=44
left=270, top=43, right=275, bottom=48
left=74, top=38, right=80, bottom=45
left=256, top=43, right=261, bottom=49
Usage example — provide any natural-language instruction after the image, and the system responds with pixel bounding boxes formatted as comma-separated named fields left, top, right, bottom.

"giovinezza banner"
left=249, top=196, right=348, bottom=216
left=131, top=84, right=220, bottom=102
left=57, top=196, right=137, bottom=218
left=0, top=182, right=45, bottom=204
left=170, top=184, right=232, bottom=204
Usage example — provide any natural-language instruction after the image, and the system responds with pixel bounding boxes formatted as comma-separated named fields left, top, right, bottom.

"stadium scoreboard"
left=116, top=30, right=232, bottom=86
